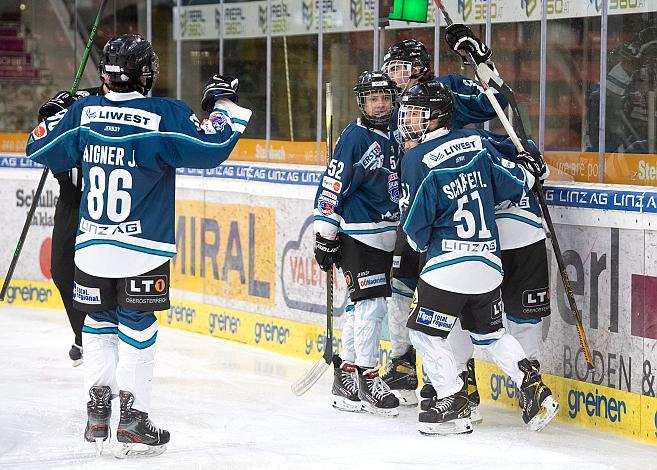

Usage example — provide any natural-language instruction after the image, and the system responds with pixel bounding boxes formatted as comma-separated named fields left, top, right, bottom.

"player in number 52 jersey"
left=26, top=34, right=251, bottom=458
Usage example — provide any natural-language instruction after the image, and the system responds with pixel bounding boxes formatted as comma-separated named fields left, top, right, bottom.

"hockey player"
left=25, top=34, right=251, bottom=457
left=380, top=29, right=506, bottom=407
left=398, top=81, right=558, bottom=435
left=416, top=24, right=554, bottom=424
left=313, top=71, right=401, bottom=416
left=37, top=79, right=110, bottom=367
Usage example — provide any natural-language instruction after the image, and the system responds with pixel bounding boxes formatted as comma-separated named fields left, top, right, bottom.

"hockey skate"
left=357, top=367, right=400, bottom=416
left=84, top=385, right=112, bottom=456
left=331, top=356, right=362, bottom=412
left=114, top=390, right=170, bottom=459
left=517, top=359, right=559, bottom=432
left=418, top=388, right=473, bottom=436
left=69, top=344, right=83, bottom=367
left=465, top=359, right=482, bottom=424
left=380, top=347, right=418, bottom=406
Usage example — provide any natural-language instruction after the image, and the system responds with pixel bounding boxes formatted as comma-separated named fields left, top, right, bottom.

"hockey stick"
left=433, top=0, right=594, bottom=368
left=0, top=0, right=109, bottom=302
left=291, top=83, right=335, bottom=396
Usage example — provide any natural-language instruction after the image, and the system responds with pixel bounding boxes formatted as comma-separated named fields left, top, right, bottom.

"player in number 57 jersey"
left=26, top=34, right=251, bottom=458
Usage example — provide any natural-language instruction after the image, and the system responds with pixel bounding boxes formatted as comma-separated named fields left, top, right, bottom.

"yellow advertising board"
left=0, top=133, right=28, bottom=154
left=173, top=200, right=276, bottom=306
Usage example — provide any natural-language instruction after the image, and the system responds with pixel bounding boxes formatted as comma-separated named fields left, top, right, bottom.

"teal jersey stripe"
left=26, top=126, right=82, bottom=160
left=421, top=256, right=503, bottom=275
left=506, top=314, right=541, bottom=325
left=84, top=127, right=239, bottom=148
left=75, top=239, right=175, bottom=257
left=313, top=215, right=340, bottom=227
left=82, top=325, right=119, bottom=335
left=495, top=213, right=543, bottom=228
left=118, top=330, right=158, bottom=349
left=339, top=226, right=397, bottom=235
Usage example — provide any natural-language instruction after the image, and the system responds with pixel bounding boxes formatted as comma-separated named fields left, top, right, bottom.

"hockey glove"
left=314, top=233, right=341, bottom=272
left=516, top=151, right=548, bottom=185
left=201, top=74, right=239, bottom=111
left=38, top=91, right=78, bottom=122
left=445, top=24, right=492, bottom=65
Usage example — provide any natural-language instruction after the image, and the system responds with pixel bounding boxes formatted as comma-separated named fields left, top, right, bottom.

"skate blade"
left=528, top=396, right=559, bottom=432
left=332, top=396, right=364, bottom=413
left=94, top=438, right=104, bottom=457
left=418, top=418, right=473, bottom=436
left=72, top=358, right=83, bottom=367
left=113, top=443, right=167, bottom=459
left=361, top=402, right=399, bottom=417
left=392, top=389, right=418, bottom=407
left=470, top=405, right=483, bottom=425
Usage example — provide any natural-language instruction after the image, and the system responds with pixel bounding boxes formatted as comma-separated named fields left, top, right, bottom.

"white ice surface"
left=1, top=307, right=655, bottom=470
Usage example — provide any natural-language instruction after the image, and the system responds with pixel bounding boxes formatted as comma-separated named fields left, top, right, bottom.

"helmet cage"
left=382, top=60, right=413, bottom=89
left=398, top=104, right=430, bottom=142
left=356, top=88, right=396, bottom=126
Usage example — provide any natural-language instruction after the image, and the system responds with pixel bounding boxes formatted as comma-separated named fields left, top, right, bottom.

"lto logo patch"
left=126, top=275, right=168, bottom=297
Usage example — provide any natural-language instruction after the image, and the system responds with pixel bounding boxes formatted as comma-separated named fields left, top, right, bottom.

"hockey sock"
left=446, top=319, right=474, bottom=373
left=82, top=310, right=119, bottom=398
left=470, top=329, right=525, bottom=385
left=506, top=316, right=543, bottom=361
left=388, top=278, right=414, bottom=358
left=354, top=297, right=387, bottom=368
left=410, top=329, right=463, bottom=400
left=116, top=307, right=158, bottom=414
left=340, top=304, right=356, bottom=363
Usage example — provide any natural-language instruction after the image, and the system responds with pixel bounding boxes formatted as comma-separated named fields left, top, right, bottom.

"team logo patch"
left=209, top=111, right=228, bottom=132
left=388, top=173, right=399, bottom=204
left=357, top=273, right=386, bottom=290
left=73, top=282, right=101, bottom=305
left=523, top=288, right=550, bottom=307
left=318, top=195, right=336, bottom=216
left=322, top=176, right=342, bottom=192
left=31, top=122, right=47, bottom=140
left=415, top=307, right=457, bottom=331
left=360, top=142, right=383, bottom=170
left=491, top=296, right=504, bottom=324
left=126, top=275, right=169, bottom=297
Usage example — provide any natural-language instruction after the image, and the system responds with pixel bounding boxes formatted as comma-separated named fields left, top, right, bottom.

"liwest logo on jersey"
left=423, top=135, right=483, bottom=169
left=81, top=106, right=161, bottom=131
left=416, top=307, right=457, bottom=331
left=126, top=275, right=168, bottom=297
left=357, top=273, right=386, bottom=289
left=74, top=282, right=101, bottom=305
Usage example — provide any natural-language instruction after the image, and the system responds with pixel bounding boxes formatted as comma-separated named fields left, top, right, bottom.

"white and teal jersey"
left=26, top=91, right=251, bottom=278
left=400, top=128, right=535, bottom=294
left=313, top=119, right=400, bottom=252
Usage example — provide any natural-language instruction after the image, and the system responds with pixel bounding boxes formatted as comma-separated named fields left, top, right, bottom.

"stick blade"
left=291, top=359, right=330, bottom=396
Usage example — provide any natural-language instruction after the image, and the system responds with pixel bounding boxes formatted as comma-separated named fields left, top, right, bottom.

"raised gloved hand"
left=38, top=91, right=78, bottom=122
left=445, top=24, right=492, bottom=65
left=516, top=150, right=549, bottom=185
left=201, top=74, right=239, bottom=111
left=314, top=233, right=341, bottom=272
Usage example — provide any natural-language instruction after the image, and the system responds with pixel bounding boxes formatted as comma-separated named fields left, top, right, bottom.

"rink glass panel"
left=271, top=34, right=318, bottom=142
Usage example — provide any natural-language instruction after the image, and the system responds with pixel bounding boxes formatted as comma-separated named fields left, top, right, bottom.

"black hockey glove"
left=445, top=24, right=492, bottom=65
left=314, top=233, right=341, bottom=272
left=201, top=74, right=239, bottom=111
left=516, top=151, right=548, bottom=186
left=38, top=91, right=78, bottom=122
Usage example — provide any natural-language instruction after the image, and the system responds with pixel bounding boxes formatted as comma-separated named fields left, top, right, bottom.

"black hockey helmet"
left=398, top=81, right=453, bottom=141
left=101, top=34, right=159, bottom=94
left=353, top=71, right=399, bottom=128
left=382, top=39, right=431, bottom=88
